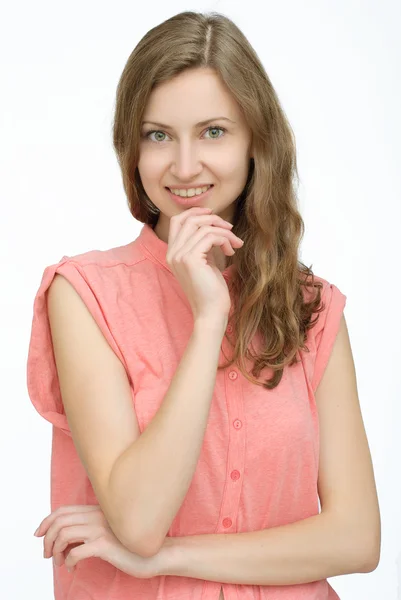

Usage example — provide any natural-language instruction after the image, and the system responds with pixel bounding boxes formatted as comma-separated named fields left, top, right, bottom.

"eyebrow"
left=141, top=117, right=236, bottom=129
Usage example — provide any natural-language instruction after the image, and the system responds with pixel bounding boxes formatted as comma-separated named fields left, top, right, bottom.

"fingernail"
left=34, top=527, right=40, bottom=536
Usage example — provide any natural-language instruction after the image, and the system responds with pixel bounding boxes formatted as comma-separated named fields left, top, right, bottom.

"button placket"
left=217, top=367, right=246, bottom=534
left=228, top=370, right=238, bottom=381
left=230, top=469, right=240, bottom=481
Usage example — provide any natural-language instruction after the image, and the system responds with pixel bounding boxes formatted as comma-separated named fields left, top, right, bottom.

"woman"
left=28, top=10, right=380, bottom=600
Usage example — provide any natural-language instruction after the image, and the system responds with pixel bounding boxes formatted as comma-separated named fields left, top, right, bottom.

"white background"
left=1, top=0, right=400, bottom=598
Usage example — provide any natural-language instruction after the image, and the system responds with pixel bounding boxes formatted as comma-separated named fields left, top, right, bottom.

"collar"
left=137, top=223, right=235, bottom=279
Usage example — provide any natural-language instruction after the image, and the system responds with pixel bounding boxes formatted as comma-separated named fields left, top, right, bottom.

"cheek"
left=217, top=155, right=249, bottom=181
left=137, top=152, right=164, bottom=182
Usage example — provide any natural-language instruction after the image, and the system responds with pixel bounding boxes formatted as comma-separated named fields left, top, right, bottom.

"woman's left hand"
left=33, top=504, right=169, bottom=578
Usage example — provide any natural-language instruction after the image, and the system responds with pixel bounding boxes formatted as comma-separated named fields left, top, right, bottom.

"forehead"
left=142, top=68, right=243, bottom=125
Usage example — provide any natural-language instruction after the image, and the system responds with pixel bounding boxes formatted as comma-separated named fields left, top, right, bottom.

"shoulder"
left=59, top=238, right=147, bottom=270
left=301, top=273, right=347, bottom=326
left=300, top=273, right=348, bottom=393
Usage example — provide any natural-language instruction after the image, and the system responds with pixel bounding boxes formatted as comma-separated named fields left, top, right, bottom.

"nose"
left=170, top=140, right=203, bottom=181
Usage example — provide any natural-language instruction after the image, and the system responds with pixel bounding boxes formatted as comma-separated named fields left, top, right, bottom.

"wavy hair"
left=112, top=11, right=325, bottom=390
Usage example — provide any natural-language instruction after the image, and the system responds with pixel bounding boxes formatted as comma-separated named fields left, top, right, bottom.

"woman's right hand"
left=166, top=207, right=244, bottom=323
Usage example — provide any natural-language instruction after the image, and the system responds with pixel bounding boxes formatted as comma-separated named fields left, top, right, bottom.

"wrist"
left=193, top=315, right=228, bottom=336
left=155, top=537, right=187, bottom=577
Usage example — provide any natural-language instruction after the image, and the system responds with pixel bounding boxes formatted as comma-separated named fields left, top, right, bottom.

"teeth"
left=169, top=185, right=212, bottom=197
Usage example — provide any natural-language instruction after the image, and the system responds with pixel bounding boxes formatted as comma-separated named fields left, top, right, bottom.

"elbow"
left=107, top=489, right=164, bottom=557
left=118, top=533, right=159, bottom=558
left=136, top=541, right=164, bottom=559
left=360, top=551, right=380, bottom=573
left=331, top=516, right=381, bottom=574
left=334, top=508, right=381, bottom=574
left=364, top=557, right=380, bottom=573
left=118, top=521, right=164, bottom=559
left=360, top=541, right=381, bottom=573
left=357, top=530, right=381, bottom=573
left=126, top=537, right=164, bottom=559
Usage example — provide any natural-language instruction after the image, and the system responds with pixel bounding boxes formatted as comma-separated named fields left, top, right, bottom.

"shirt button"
left=222, top=518, right=232, bottom=528
left=228, top=370, right=238, bottom=380
left=233, top=419, right=242, bottom=429
left=230, top=470, right=240, bottom=481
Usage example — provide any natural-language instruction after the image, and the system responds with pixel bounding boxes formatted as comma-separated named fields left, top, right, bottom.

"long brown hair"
left=112, top=11, right=325, bottom=390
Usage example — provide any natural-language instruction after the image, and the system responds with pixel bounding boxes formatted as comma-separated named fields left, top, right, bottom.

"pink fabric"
left=27, top=223, right=346, bottom=599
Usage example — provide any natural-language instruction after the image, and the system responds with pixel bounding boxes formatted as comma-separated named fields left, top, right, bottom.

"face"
left=137, top=67, right=253, bottom=244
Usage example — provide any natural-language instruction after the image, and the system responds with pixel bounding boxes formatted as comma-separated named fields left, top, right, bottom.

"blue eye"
left=143, top=125, right=226, bottom=143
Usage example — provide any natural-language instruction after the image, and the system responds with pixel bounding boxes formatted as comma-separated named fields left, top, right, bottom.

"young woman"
left=28, top=10, right=380, bottom=600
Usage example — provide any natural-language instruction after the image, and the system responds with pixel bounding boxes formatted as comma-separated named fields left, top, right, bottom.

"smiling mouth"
left=166, top=184, right=213, bottom=198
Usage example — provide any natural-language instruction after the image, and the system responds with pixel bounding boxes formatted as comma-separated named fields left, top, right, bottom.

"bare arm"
left=110, top=317, right=227, bottom=557
left=46, top=272, right=227, bottom=560
left=154, top=315, right=380, bottom=584
left=158, top=512, right=377, bottom=585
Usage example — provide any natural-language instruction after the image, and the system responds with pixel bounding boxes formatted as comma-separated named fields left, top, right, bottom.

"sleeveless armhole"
left=26, top=256, right=131, bottom=437
left=311, top=281, right=347, bottom=394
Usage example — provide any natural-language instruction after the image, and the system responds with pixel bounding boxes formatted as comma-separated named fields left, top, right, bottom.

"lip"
left=166, top=185, right=214, bottom=206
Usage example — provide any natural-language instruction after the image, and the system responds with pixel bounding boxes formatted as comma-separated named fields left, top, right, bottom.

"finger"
left=53, top=542, right=81, bottom=567
left=168, top=207, right=211, bottom=246
left=175, top=226, right=243, bottom=260
left=171, top=217, right=234, bottom=256
left=35, top=505, right=99, bottom=537
left=52, top=524, right=94, bottom=557
left=53, top=525, right=93, bottom=556
left=177, top=231, right=239, bottom=265
left=64, top=538, right=105, bottom=571
left=44, top=512, right=94, bottom=558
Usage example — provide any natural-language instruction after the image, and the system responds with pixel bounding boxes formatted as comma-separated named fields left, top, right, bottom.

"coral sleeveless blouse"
left=27, top=222, right=346, bottom=599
